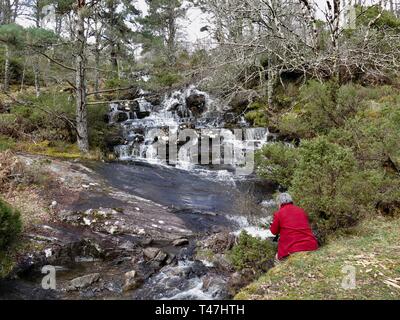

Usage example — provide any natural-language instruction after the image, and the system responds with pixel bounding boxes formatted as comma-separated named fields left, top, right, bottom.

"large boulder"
left=103, top=127, right=125, bottom=152
left=186, top=92, right=206, bottom=117
left=229, top=92, right=251, bottom=114
left=115, top=112, right=129, bottom=123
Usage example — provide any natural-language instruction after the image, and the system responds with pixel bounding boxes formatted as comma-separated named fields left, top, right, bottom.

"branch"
left=87, top=86, right=137, bottom=96
left=35, top=50, right=76, bottom=72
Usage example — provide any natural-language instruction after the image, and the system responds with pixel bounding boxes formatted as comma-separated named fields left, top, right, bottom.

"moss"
left=0, top=135, right=16, bottom=151
left=15, top=140, right=102, bottom=160
left=235, top=216, right=400, bottom=300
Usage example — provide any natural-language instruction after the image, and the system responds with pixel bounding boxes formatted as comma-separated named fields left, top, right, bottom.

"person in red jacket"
left=269, top=193, right=318, bottom=261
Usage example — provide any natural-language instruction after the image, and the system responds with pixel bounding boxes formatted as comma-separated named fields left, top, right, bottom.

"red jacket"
left=270, top=203, right=318, bottom=260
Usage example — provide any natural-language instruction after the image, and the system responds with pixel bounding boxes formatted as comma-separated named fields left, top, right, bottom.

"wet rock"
left=202, top=274, right=229, bottom=299
left=202, top=275, right=213, bottom=291
left=141, top=238, right=153, bottom=246
left=186, top=92, right=206, bottom=117
left=118, top=241, right=136, bottom=252
left=165, top=254, right=176, bottom=265
left=172, top=238, right=189, bottom=247
left=229, top=92, right=251, bottom=114
left=154, top=251, right=168, bottom=263
left=143, top=247, right=160, bottom=260
left=223, top=112, right=236, bottom=126
left=104, top=127, right=125, bottom=152
left=202, top=232, right=236, bottom=254
left=128, top=101, right=140, bottom=113
left=190, top=260, right=209, bottom=277
left=137, top=111, right=151, bottom=119
left=227, top=269, right=255, bottom=297
left=115, top=112, right=129, bottom=123
left=213, top=254, right=234, bottom=273
left=123, top=270, right=143, bottom=292
left=68, top=273, right=100, bottom=291
left=107, top=225, right=119, bottom=235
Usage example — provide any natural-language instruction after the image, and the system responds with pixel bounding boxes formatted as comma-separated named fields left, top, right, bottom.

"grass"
left=0, top=137, right=102, bottom=160
left=235, top=216, right=400, bottom=300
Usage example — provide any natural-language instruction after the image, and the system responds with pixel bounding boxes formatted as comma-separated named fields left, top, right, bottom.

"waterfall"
left=108, top=86, right=275, bottom=172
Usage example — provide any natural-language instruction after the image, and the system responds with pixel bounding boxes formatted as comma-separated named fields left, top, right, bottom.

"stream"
left=0, top=86, right=278, bottom=300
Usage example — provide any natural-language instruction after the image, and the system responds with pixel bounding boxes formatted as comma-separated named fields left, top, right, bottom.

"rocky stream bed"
left=0, top=86, right=278, bottom=300
left=0, top=154, right=276, bottom=300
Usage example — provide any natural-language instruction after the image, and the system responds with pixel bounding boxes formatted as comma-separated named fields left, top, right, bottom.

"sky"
left=18, top=0, right=384, bottom=44
left=135, top=0, right=209, bottom=44
left=134, top=0, right=381, bottom=44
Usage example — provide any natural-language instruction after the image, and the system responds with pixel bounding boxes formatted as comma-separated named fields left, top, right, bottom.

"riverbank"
left=235, top=216, right=400, bottom=300
left=0, top=152, right=274, bottom=299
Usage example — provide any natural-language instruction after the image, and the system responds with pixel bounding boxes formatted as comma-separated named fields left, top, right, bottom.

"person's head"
left=276, top=193, right=293, bottom=208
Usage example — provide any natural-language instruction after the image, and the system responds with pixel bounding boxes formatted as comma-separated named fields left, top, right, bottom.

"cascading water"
left=108, top=85, right=275, bottom=172
left=105, top=86, right=277, bottom=300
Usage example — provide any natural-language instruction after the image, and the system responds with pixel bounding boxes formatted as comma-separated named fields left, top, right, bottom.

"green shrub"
left=0, top=54, right=34, bottom=85
left=278, top=112, right=311, bottom=138
left=88, top=104, right=111, bottom=150
left=255, top=142, right=299, bottom=188
left=245, top=110, right=268, bottom=127
left=289, top=137, right=379, bottom=237
left=356, top=5, right=400, bottom=30
left=228, top=231, right=276, bottom=274
left=0, top=198, right=22, bottom=250
left=155, top=71, right=183, bottom=87
left=279, top=81, right=366, bottom=138
left=10, top=91, right=76, bottom=141
left=328, top=104, right=400, bottom=171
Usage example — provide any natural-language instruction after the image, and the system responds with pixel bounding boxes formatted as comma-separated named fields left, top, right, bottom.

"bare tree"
left=195, top=0, right=400, bottom=107
left=75, top=0, right=89, bottom=153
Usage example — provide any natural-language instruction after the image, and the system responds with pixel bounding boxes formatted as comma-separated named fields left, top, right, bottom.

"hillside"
left=236, top=216, right=400, bottom=300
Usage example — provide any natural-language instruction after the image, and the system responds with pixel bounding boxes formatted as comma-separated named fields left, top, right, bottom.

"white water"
left=107, top=86, right=278, bottom=300
left=109, top=86, right=275, bottom=170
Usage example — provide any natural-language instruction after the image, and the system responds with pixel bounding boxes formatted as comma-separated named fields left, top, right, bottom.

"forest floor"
left=235, top=216, right=400, bottom=300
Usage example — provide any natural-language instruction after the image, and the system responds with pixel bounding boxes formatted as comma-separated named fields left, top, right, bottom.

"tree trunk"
left=267, top=57, right=276, bottom=107
left=94, top=50, right=100, bottom=99
left=94, top=14, right=101, bottom=100
left=75, top=1, right=89, bottom=153
left=110, top=44, right=119, bottom=77
left=166, top=7, right=177, bottom=64
left=34, top=58, right=41, bottom=97
left=3, top=44, right=10, bottom=92
left=20, top=58, right=26, bottom=92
